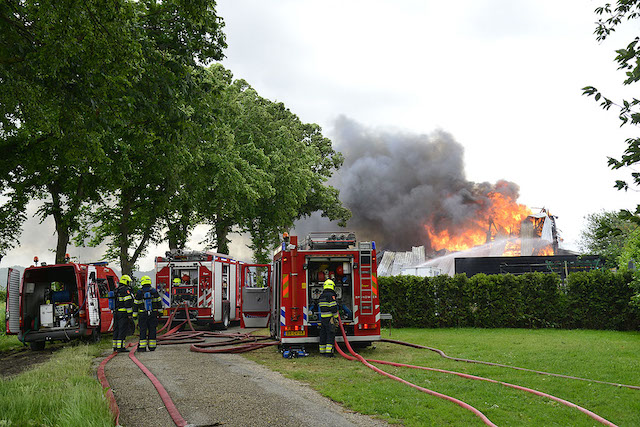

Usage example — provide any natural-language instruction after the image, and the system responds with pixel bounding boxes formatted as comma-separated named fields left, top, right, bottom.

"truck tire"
left=89, top=328, right=101, bottom=343
left=29, top=341, right=46, bottom=351
left=221, top=305, right=230, bottom=330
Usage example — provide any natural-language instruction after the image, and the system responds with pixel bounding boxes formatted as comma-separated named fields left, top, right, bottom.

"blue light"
left=372, top=241, right=376, bottom=250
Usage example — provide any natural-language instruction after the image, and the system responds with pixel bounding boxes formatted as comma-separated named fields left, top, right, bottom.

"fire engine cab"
left=155, top=249, right=248, bottom=329
left=5, top=259, right=118, bottom=350
left=271, top=232, right=381, bottom=348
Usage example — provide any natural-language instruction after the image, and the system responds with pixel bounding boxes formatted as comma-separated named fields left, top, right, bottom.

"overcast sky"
left=2, top=0, right=638, bottom=271
left=214, top=0, right=636, bottom=249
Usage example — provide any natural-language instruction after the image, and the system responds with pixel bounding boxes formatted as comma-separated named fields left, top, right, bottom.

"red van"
left=5, top=261, right=118, bottom=350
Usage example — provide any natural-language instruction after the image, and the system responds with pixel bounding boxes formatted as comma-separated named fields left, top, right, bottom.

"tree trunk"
left=119, top=196, right=133, bottom=276
left=215, top=220, right=231, bottom=255
left=55, top=225, right=70, bottom=264
left=48, top=184, right=69, bottom=264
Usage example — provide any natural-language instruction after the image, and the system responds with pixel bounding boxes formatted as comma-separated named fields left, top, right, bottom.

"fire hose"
left=381, top=338, right=640, bottom=391
left=99, top=303, right=278, bottom=425
left=335, top=317, right=619, bottom=427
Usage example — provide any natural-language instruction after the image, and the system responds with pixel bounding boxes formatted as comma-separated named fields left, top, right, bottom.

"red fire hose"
left=97, top=351, right=120, bottom=426
left=99, top=303, right=278, bottom=426
left=381, top=338, right=640, bottom=391
left=127, top=344, right=188, bottom=427
left=335, top=318, right=497, bottom=426
left=336, top=317, right=619, bottom=426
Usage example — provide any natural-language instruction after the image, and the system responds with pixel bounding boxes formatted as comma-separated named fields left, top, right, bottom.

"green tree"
left=0, top=0, right=143, bottom=263
left=578, top=210, right=637, bottom=267
left=583, top=1, right=640, bottom=226
left=221, top=77, right=350, bottom=262
left=192, top=67, right=350, bottom=261
left=72, top=1, right=227, bottom=275
left=1, top=0, right=226, bottom=271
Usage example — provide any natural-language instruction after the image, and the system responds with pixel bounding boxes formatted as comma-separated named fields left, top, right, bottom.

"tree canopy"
left=583, top=1, right=640, bottom=223
left=578, top=210, right=637, bottom=267
left=1, top=1, right=349, bottom=271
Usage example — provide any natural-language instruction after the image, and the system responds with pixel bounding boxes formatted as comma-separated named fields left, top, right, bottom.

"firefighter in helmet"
left=318, top=279, right=339, bottom=357
left=133, top=275, right=162, bottom=352
left=112, top=274, right=134, bottom=352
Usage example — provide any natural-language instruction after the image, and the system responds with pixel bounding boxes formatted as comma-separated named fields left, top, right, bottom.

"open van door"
left=86, top=265, right=100, bottom=327
left=240, top=264, right=271, bottom=328
left=6, top=268, right=21, bottom=335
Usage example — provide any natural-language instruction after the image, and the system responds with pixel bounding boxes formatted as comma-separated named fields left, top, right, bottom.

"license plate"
left=284, top=330, right=305, bottom=336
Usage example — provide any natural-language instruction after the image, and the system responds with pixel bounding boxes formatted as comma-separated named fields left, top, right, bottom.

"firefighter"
left=112, top=274, right=134, bottom=352
left=133, top=275, right=162, bottom=352
left=318, top=279, right=339, bottom=357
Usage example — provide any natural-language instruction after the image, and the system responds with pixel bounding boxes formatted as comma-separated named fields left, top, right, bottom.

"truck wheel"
left=221, top=306, right=230, bottom=330
left=89, top=328, right=101, bottom=343
left=29, top=341, right=46, bottom=351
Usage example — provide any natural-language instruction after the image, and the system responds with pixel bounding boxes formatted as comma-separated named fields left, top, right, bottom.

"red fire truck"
left=270, top=232, right=381, bottom=348
left=5, top=259, right=118, bottom=350
left=155, top=250, right=271, bottom=329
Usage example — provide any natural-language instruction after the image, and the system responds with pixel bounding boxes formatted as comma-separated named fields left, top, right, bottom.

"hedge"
left=378, top=270, right=640, bottom=331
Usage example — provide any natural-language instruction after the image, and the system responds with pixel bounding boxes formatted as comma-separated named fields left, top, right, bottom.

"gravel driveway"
left=102, top=327, right=389, bottom=427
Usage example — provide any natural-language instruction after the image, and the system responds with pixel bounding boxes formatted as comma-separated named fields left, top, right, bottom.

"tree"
left=0, top=0, right=144, bottom=263
left=205, top=74, right=350, bottom=262
left=583, top=1, right=640, bottom=226
left=71, top=1, right=227, bottom=275
left=191, top=66, right=350, bottom=261
left=578, top=210, right=637, bottom=267
left=1, top=0, right=226, bottom=270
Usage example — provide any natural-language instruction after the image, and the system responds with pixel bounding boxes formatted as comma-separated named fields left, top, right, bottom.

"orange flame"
left=426, top=191, right=532, bottom=253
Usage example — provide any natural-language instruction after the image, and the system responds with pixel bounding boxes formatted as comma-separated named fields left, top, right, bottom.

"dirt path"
left=102, top=328, right=388, bottom=427
left=0, top=344, right=64, bottom=378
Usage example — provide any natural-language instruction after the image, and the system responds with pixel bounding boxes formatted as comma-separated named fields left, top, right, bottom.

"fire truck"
left=155, top=250, right=271, bottom=329
left=5, top=259, right=118, bottom=350
left=270, top=232, right=381, bottom=348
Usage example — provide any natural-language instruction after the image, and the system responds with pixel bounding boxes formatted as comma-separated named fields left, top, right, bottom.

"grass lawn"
left=0, top=302, right=115, bottom=427
left=244, top=328, right=640, bottom=426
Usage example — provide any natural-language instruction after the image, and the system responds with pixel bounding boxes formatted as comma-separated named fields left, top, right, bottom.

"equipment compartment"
left=22, top=265, right=80, bottom=331
left=305, top=258, right=354, bottom=323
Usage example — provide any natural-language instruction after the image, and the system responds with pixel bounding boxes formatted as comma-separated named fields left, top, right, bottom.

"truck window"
left=222, top=264, right=229, bottom=299
left=97, top=278, right=110, bottom=298
left=106, top=276, right=116, bottom=292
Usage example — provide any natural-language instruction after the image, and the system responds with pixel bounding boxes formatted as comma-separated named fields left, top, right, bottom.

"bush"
left=379, top=269, right=640, bottom=330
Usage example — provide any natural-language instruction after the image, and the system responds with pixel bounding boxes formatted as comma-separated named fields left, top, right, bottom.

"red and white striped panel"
left=198, top=287, right=212, bottom=308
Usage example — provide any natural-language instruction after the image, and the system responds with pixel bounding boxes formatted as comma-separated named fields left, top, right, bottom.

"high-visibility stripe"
left=283, top=274, right=290, bottom=298
left=371, top=274, right=379, bottom=297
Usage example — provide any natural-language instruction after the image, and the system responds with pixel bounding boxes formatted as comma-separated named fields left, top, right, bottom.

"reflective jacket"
left=133, top=285, right=162, bottom=318
left=319, top=288, right=338, bottom=318
left=115, top=285, right=133, bottom=315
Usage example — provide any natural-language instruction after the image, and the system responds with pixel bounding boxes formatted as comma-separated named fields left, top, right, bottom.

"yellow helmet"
left=323, top=279, right=335, bottom=290
left=141, top=275, right=152, bottom=286
left=119, top=275, right=131, bottom=285
left=173, top=278, right=181, bottom=284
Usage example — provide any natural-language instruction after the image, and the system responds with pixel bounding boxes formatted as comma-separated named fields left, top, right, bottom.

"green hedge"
left=379, top=270, right=640, bottom=331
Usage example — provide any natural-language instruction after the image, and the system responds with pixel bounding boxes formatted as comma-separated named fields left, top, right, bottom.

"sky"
left=2, top=0, right=638, bottom=271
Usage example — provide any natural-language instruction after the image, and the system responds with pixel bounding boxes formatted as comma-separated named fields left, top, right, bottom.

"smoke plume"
left=294, top=116, right=524, bottom=253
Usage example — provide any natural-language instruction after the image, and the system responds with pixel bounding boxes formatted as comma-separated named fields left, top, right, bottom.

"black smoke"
left=293, top=116, right=523, bottom=252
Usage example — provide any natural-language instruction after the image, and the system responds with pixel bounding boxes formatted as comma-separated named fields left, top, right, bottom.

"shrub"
left=379, top=269, right=640, bottom=330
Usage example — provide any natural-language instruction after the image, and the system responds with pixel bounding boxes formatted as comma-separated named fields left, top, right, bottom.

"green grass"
left=244, top=328, right=640, bottom=426
left=0, top=340, right=114, bottom=426
left=0, top=301, right=23, bottom=352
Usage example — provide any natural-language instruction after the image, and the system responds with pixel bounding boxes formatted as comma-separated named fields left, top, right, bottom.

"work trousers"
left=138, top=311, right=158, bottom=351
left=112, top=311, right=130, bottom=350
left=319, top=317, right=336, bottom=354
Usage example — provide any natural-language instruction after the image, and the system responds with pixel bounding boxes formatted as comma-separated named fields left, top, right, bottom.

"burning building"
left=294, top=117, right=597, bottom=277
left=379, top=207, right=564, bottom=277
